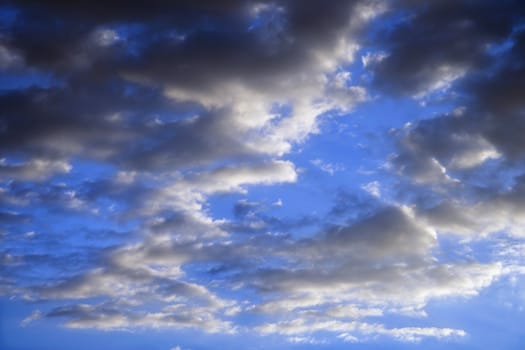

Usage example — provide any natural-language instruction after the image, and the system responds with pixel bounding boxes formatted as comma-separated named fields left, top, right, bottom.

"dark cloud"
left=328, top=188, right=382, bottom=219
left=120, top=0, right=360, bottom=90
left=322, top=206, right=435, bottom=259
left=0, top=85, right=143, bottom=160
left=1, top=0, right=371, bottom=185
left=370, top=0, right=524, bottom=96
left=0, top=85, right=257, bottom=173
left=4, top=0, right=360, bottom=87
left=8, top=0, right=249, bottom=24
left=470, top=30, right=525, bottom=159
left=45, top=300, right=235, bottom=332
left=0, top=210, right=30, bottom=223
left=381, top=3, right=525, bottom=186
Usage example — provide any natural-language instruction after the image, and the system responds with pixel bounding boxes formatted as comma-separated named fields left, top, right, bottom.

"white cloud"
left=0, top=158, right=72, bottom=181
left=361, top=181, right=381, bottom=197
left=0, top=44, right=23, bottom=69
left=310, top=159, right=345, bottom=175
left=91, top=28, right=120, bottom=47
left=272, top=198, right=283, bottom=207
left=421, top=180, right=525, bottom=238
left=413, top=64, right=467, bottom=99
left=361, top=51, right=387, bottom=68
left=21, top=310, right=42, bottom=327
left=388, top=327, right=467, bottom=342
left=140, top=160, right=297, bottom=219
left=257, top=318, right=466, bottom=343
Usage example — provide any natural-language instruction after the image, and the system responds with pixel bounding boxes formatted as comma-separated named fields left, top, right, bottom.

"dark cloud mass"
left=1, top=0, right=525, bottom=347
left=371, top=0, right=523, bottom=95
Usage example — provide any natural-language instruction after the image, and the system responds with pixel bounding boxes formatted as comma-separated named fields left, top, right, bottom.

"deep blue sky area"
left=1, top=1, right=525, bottom=349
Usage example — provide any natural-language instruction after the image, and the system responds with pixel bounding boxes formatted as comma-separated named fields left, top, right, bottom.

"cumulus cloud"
left=419, top=175, right=525, bottom=239
left=244, top=206, right=501, bottom=311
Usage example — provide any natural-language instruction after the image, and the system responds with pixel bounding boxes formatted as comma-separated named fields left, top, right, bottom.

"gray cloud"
left=370, top=0, right=522, bottom=97
left=379, top=3, right=525, bottom=185
left=46, top=301, right=235, bottom=332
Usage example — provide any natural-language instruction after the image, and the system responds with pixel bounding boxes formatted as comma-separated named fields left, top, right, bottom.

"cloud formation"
left=2, top=0, right=525, bottom=348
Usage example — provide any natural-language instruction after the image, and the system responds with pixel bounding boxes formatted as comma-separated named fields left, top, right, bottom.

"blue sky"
left=1, top=1, right=525, bottom=349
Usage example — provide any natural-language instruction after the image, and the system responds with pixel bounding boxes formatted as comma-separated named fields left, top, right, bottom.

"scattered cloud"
left=1, top=0, right=525, bottom=348
left=20, top=310, right=42, bottom=327
left=310, top=159, right=345, bottom=175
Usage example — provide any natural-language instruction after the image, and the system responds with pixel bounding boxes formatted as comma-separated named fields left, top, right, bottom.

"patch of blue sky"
left=247, top=2, right=285, bottom=31
left=1, top=298, right=169, bottom=350
left=0, top=5, right=18, bottom=28
left=423, top=280, right=525, bottom=350
left=269, top=101, right=293, bottom=122
left=209, top=101, right=413, bottom=235
left=485, top=24, right=525, bottom=57
left=232, top=180, right=324, bottom=223
left=2, top=194, right=134, bottom=271
left=205, top=192, right=245, bottom=221
left=433, top=236, right=485, bottom=263
left=0, top=70, right=62, bottom=91
left=485, top=37, right=515, bottom=57
left=2, top=211, right=112, bottom=252
left=110, top=23, right=148, bottom=57
left=62, top=157, right=115, bottom=181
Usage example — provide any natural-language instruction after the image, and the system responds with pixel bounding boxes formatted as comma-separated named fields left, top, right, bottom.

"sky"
left=1, top=1, right=525, bottom=349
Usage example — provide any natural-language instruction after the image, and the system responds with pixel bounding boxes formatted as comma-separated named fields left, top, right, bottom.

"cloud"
left=2, top=1, right=525, bottom=347
left=380, top=6, right=525, bottom=186
left=0, top=158, right=71, bottom=181
left=391, top=113, right=501, bottom=181
left=2, top=0, right=371, bottom=170
left=241, top=205, right=502, bottom=329
left=310, top=159, right=345, bottom=175
left=46, top=302, right=235, bottom=333
left=419, top=175, right=525, bottom=238
left=257, top=318, right=466, bottom=343
left=20, top=310, right=42, bottom=327
left=0, top=0, right=371, bottom=183
left=0, top=43, right=23, bottom=70
left=361, top=181, right=381, bottom=197
left=369, top=0, right=519, bottom=97
left=25, top=235, right=240, bottom=332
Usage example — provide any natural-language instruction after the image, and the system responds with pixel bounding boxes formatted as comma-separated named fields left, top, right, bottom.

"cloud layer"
left=2, top=0, right=525, bottom=347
